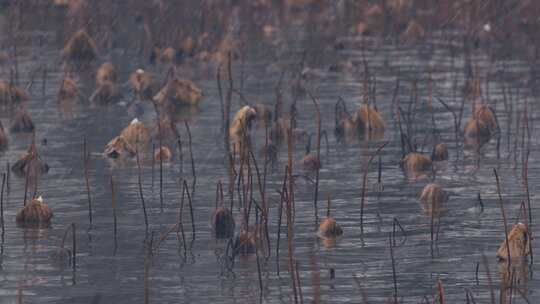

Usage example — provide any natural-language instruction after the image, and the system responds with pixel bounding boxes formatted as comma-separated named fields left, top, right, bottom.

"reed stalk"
left=493, top=169, right=511, bottom=271
left=360, top=142, right=388, bottom=236
left=83, top=137, right=92, bottom=224
left=136, top=148, right=149, bottom=228
left=309, top=93, right=322, bottom=226
left=185, top=122, right=196, bottom=196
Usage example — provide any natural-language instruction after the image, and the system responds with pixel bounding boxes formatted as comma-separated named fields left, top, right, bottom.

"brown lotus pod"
left=335, top=115, right=357, bottom=138
left=58, top=76, right=79, bottom=101
left=161, top=47, right=177, bottom=63
left=318, top=217, right=343, bottom=238
left=431, top=143, right=448, bottom=161
left=474, top=104, right=498, bottom=132
left=496, top=223, right=530, bottom=260
left=0, top=81, right=28, bottom=105
left=498, top=259, right=528, bottom=295
left=11, top=141, right=49, bottom=177
left=233, top=229, right=257, bottom=255
left=153, top=78, right=203, bottom=107
left=270, top=118, right=287, bottom=143
left=104, top=136, right=136, bottom=159
left=129, top=69, right=154, bottom=101
left=120, top=118, right=150, bottom=148
left=96, top=62, right=117, bottom=86
left=364, top=4, right=385, bottom=34
left=211, top=207, right=235, bottom=239
left=419, top=183, right=448, bottom=216
left=354, top=104, right=385, bottom=134
left=300, top=154, right=321, bottom=171
left=180, top=36, right=195, bottom=56
left=61, top=29, right=98, bottom=64
left=229, top=105, right=257, bottom=146
left=152, top=117, right=179, bottom=143
left=464, top=104, right=498, bottom=147
left=89, top=81, right=121, bottom=105
left=10, top=109, right=35, bottom=133
left=464, top=118, right=491, bottom=147
left=154, top=146, right=172, bottom=162
left=16, top=196, right=53, bottom=225
left=401, top=152, right=433, bottom=178
left=400, top=20, right=426, bottom=43
left=463, top=78, right=482, bottom=100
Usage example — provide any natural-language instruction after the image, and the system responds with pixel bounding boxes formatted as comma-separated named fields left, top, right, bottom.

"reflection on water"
left=0, top=1, right=538, bottom=303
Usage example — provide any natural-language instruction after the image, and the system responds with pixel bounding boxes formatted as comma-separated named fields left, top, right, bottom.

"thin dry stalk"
left=60, top=224, right=71, bottom=249
left=508, top=268, right=515, bottom=304
left=389, top=232, right=398, bottom=304
left=513, top=104, right=521, bottom=168
left=110, top=176, right=118, bottom=249
left=352, top=275, right=369, bottom=303
left=263, top=120, right=269, bottom=189
left=326, top=195, right=331, bottom=218
left=309, top=93, right=322, bottom=226
left=276, top=166, right=288, bottom=276
left=391, top=218, right=407, bottom=246
left=0, top=173, right=4, bottom=235
left=6, top=162, right=9, bottom=194
left=153, top=223, right=181, bottom=252
left=228, top=151, right=236, bottom=211
left=310, top=254, right=321, bottom=303
left=32, top=166, right=38, bottom=200
left=71, top=222, right=76, bottom=271
left=435, top=97, right=460, bottom=158
left=482, top=255, right=496, bottom=304
left=391, top=76, right=400, bottom=120
left=217, top=65, right=225, bottom=132
left=493, top=168, right=511, bottom=270
left=182, top=180, right=196, bottom=240
left=215, top=181, right=223, bottom=209
left=321, top=130, right=330, bottom=158
left=477, top=193, right=484, bottom=213
left=255, top=209, right=264, bottom=300
left=249, top=150, right=270, bottom=258
left=151, top=143, right=155, bottom=191
left=185, top=122, right=196, bottom=195
left=136, top=148, right=149, bottom=228
left=177, top=138, right=184, bottom=176
left=158, top=123, right=163, bottom=210
left=176, top=182, right=187, bottom=254
left=236, top=149, right=246, bottom=212
left=437, top=279, right=444, bottom=304
left=475, top=262, right=480, bottom=285
left=144, top=232, right=153, bottom=304
left=295, top=261, right=304, bottom=304
left=286, top=132, right=298, bottom=303
left=83, top=137, right=92, bottom=224
left=430, top=191, right=436, bottom=256
left=225, top=53, right=233, bottom=197
left=246, top=167, right=254, bottom=229
left=22, top=164, right=30, bottom=207
left=41, top=65, right=46, bottom=97
left=360, top=142, right=389, bottom=235
left=149, top=98, right=164, bottom=209
left=376, top=155, right=383, bottom=194
left=12, top=31, right=19, bottom=86
left=522, top=116, right=532, bottom=228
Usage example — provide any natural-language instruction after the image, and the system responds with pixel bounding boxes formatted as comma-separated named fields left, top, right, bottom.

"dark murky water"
left=0, top=2, right=538, bottom=303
